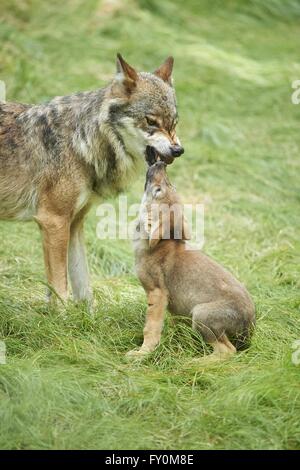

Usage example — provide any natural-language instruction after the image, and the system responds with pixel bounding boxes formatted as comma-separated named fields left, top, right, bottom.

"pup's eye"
left=153, top=186, right=162, bottom=197
left=146, top=116, right=159, bottom=127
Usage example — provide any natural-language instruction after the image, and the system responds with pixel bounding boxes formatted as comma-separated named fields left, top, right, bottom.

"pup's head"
left=139, top=161, right=190, bottom=248
left=109, top=54, right=184, bottom=165
left=145, top=160, right=174, bottom=201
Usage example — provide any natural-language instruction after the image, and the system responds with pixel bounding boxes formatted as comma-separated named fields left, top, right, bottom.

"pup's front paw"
left=126, top=348, right=150, bottom=359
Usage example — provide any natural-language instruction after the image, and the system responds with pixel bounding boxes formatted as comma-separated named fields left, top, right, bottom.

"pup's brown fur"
left=0, top=55, right=183, bottom=302
left=128, top=162, right=255, bottom=359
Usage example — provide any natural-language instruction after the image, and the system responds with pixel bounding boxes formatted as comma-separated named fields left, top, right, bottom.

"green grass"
left=1, top=0, right=300, bottom=450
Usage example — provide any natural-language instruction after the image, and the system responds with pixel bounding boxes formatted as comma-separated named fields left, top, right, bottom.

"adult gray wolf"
left=127, top=162, right=255, bottom=359
left=0, top=54, right=183, bottom=302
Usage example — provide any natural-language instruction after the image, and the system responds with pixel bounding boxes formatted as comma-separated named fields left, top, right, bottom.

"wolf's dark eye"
left=146, top=116, right=159, bottom=127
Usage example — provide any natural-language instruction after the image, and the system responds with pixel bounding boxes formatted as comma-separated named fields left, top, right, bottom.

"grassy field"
left=1, top=0, right=300, bottom=450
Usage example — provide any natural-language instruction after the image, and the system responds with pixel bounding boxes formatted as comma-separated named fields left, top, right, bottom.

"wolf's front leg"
left=68, top=212, right=92, bottom=303
left=36, top=212, right=70, bottom=302
left=126, top=288, right=168, bottom=358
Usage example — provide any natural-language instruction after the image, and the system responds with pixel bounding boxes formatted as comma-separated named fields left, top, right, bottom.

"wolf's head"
left=108, top=54, right=184, bottom=165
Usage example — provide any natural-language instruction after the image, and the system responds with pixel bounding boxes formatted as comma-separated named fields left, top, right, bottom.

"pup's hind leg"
left=192, top=302, right=236, bottom=359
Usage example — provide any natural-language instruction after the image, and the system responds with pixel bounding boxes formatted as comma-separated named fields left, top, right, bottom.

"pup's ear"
left=182, top=215, right=191, bottom=240
left=154, top=56, right=174, bottom=85
left=173, top=212, right=191, bottom=241
left=115, top=53, right=138, bottom=93
left=149, top=218, right=163, bottom=249
left=149, top=208, right=191, bottom=249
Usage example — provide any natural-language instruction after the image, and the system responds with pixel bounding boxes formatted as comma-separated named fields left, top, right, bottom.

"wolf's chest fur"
left=0, top=89, right=145, bottom=221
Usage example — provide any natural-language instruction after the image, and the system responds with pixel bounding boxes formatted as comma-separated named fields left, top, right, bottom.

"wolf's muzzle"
left=171, top=145, right=184, bottom=158
left=145, top=144, right=184, bottom=166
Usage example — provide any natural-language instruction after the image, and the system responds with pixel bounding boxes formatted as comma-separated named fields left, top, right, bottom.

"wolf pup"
left=0, top=54, right=183, bottom=302
left=128, top=162, right=255, bottom=359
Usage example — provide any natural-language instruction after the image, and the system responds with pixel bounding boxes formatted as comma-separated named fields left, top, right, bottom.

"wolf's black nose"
left=171, top=145, right=184, bottom=157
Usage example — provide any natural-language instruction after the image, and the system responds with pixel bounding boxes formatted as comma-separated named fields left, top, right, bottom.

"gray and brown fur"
left=128, top=162, right=255, bottom=359
left=0, top=55, right=183, bottom=302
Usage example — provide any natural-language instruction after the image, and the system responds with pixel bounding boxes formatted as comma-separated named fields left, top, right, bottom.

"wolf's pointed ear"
left=154, top=56, right=174, bottom=85
left=115, top=53, right=138, bottom=93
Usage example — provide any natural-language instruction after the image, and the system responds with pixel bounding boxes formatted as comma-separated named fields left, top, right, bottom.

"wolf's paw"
left=125, top=348, right=149, bottom=360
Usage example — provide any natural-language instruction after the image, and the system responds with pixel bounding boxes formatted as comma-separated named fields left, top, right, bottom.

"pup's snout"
left=153, top=161, right=167, bottom=169
left=170, top=145, right=184, bottom=158
left=145, top=161, right=167, bottom=187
